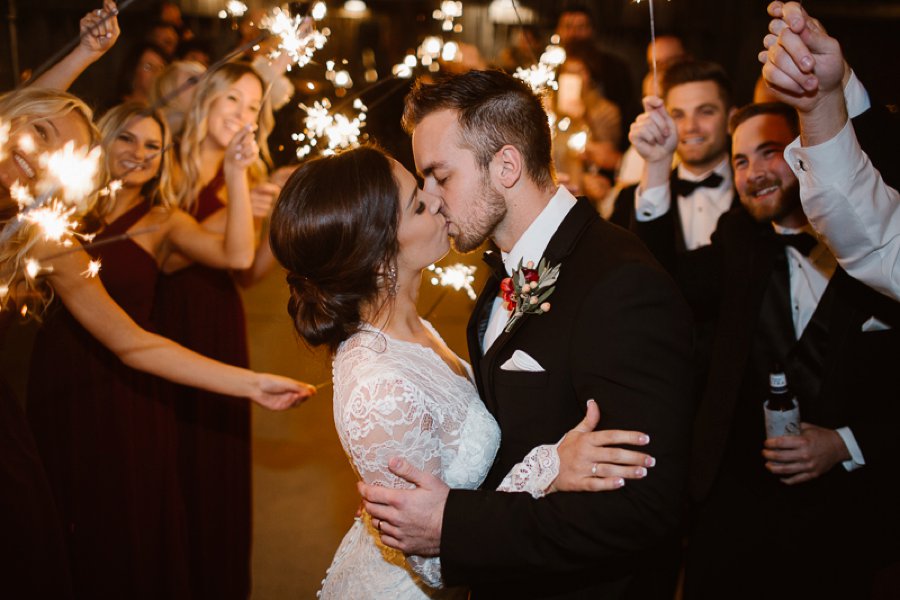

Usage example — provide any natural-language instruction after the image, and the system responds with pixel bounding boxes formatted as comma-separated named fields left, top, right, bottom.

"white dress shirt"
left=482, top=187, right=577, bottom=353
left=634, top=157, right=734, bottom=250
left=772, top=223, right=864, bottom=471
left=785, top=114, right=900, bottom=302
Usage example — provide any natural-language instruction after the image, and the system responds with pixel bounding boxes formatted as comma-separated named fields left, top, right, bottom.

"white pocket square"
left=500, top=350, right=545, bottom=372
left=861, top=316, right=892, bottom=332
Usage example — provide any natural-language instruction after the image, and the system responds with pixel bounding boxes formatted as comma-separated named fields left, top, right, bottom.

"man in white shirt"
left=760, top=0, right=900, bottom=301
left=612, top=60, right=738, bottom=273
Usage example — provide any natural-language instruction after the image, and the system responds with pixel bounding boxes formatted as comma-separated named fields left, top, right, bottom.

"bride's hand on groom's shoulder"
left=551, top=399, right=655, bottom=493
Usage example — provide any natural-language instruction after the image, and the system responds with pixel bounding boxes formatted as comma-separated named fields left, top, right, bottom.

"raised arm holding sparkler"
left=28, top=1, right=121, bottom=91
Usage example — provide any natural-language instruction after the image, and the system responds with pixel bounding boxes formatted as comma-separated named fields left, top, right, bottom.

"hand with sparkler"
left=628, top=95, right=677, bottom=193
left=760, top=1, right=846, bottom=117
left=27, top=1, right=121, bottom=91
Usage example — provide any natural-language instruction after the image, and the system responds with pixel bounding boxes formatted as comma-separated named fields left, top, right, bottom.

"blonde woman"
left=0, top=88, right=313, bottom=598
left=158, top=61, right=277, bottom=598
left=149, top=59, right=206, bottom=137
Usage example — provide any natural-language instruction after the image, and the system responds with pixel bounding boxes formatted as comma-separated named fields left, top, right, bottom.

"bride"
left=268, top=145, right=653, bottom=598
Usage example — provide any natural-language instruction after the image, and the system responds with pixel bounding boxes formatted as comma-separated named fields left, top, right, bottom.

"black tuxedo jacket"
left=440, top=198, right=694, bottom=598
left=675, top=209, right=900, bottom=591
left=610, top=175, right=740, bottom=276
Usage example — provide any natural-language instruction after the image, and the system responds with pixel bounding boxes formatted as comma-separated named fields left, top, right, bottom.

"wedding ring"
left=591, top=463, right=598, bottom=476
left=375, top=518, right=382, bottom=533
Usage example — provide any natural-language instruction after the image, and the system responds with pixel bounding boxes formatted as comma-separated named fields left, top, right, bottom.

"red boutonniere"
left=500, top=258, right=561, bottom=332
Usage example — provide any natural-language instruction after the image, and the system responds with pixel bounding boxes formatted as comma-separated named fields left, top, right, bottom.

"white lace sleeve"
left=339, top=374, right=446, bottom=588
left=496, top=441, right=561, bottom=499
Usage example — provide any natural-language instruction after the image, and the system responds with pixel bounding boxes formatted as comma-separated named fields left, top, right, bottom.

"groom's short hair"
left=402, top=69, right=555, bottom=189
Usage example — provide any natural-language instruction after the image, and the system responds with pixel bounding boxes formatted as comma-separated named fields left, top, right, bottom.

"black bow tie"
left=672, top=172, right=724, bottom=197
left=482, top=250, right=507, bottom=281
left=776, top=232, right=818, bottom=256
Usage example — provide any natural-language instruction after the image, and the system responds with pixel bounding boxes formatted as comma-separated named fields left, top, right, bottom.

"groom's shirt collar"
left=501, top=186, right=577, bottom=276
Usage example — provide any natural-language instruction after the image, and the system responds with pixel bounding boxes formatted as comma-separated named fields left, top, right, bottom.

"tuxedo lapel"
left=478, top=198, right=598, bottom=405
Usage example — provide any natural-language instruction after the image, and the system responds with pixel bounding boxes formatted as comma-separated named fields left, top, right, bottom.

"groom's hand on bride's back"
left=551, top=399, right=655, bottom=493
left=358, top=458, right=448, bottom=556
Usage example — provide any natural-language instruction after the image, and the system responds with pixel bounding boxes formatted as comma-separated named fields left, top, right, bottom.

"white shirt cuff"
left=785, top=118, right=860, bottom=190
left=836, top=426, right=865, bottom=472
left=634, top=184, right=671, bottom=222
left=844, top=70, right=871, bottom=119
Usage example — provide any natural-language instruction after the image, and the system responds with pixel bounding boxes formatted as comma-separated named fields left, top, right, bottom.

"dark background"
left=2, top=1, right=897, bottom=144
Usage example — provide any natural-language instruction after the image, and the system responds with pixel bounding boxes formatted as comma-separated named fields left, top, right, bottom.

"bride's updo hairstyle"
left=269, top=145, right=401, bottom=353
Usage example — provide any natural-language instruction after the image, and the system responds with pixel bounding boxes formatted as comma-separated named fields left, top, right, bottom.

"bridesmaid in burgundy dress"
left=158, top=62, right=276, bottom=599
left=20, top=100, right=311, bottom=598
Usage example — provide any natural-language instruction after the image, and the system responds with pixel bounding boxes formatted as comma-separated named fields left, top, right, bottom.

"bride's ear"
left=493, top=145, right=523, bottom=190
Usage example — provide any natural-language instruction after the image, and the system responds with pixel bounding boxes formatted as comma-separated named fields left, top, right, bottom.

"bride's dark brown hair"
left=269, top=145, right=401, bottom=353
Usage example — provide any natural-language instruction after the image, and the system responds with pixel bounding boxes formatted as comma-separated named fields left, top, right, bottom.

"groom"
left=361, top=69, right=694, bottom=598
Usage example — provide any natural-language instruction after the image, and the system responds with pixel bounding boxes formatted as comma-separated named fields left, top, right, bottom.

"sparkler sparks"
left=514, top=44, right=566, bottom=93
left=261, top=7, right=329, bottom=69
left=10, top=181, right=34, bottom=208
left=293, top=98, right=368, bottom=158
left=428, top=263, right=477, bottom=300
left=38, top=142, right=101, bottom=208
left=24, top=258, right=42, bottom=280
left=21, top=200, right=79, bottom=242
left=82, top=260, right=102, bottom=278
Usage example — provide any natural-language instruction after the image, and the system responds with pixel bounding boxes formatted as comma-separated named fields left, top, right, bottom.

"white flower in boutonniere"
left=499, top=258, right=561, bottom=332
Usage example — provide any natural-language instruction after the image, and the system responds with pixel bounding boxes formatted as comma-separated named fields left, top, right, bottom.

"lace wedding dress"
left=318, top=321, right=560, bottom=599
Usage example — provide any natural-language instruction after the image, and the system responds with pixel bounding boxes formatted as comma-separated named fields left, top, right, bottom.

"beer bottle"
left=764, top=364, right=801, bottom=438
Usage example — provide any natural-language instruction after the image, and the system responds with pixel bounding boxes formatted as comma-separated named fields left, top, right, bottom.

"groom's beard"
left=450, top=174, right=506, bottom=253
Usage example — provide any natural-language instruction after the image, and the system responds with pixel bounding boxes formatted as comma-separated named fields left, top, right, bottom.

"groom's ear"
left=493, top=144, right=523, bottom=189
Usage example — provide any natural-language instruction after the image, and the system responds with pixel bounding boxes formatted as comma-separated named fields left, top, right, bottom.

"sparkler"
left=424, top=263, right=478, bottom=319
left=514, top=44, right=566, bottom=94
left=18, top=0, right=140, bottom=89
left=261, top=6, right=329, bottom=70
left=293, top=98, right=367, bottom=158
left=634, top=0, right=665, bottom=96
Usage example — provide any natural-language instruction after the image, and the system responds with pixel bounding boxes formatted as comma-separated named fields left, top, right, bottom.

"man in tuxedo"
left=633, top=99, right=900, bottom=598
left=360, top=69, right=694, bottom=598
left=611, top=60, right=738, bottom=273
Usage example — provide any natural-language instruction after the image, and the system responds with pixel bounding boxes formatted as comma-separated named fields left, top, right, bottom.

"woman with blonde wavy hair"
left=0, top=88, right=312, bottom=598
left=156, top=60, right=277, bottom=599
left=149, top=59, right=206, bottom=138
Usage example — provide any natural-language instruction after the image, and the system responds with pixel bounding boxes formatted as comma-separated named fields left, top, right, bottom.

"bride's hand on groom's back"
left=551, top=399, right=655, bottom=493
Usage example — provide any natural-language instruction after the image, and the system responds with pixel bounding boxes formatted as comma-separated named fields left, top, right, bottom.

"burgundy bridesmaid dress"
left=154, top=170, right=252, bottom=599
left=27, top=200, right=190, bottom=599
left=1, top=311, right=73, bottom=598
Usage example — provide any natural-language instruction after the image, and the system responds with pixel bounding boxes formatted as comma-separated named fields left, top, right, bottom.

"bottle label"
left=769, top=372, right=787, bottom=390
left=764, top=399, right=801, bottom=438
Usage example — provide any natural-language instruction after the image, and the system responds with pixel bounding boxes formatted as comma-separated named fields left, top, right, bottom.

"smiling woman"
left=0, top=88, right=312, bottom=597
left=155, top=61, right=278, bottom=599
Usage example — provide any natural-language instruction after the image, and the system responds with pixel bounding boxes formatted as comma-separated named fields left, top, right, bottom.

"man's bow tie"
left=482, top=250, right=507, bottom=280
left=672, top=172, right=724, bottom=197
left=776, top=232, right=818, bottom=256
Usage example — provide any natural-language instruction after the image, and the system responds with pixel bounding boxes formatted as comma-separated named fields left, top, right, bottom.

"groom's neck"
left=492, top=182, right=558, bottom=252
